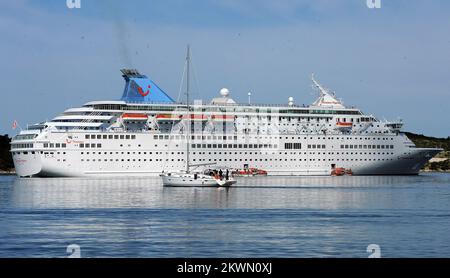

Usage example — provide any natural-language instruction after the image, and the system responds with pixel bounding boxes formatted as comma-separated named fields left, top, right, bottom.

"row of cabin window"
left=81, top=151, right=169, bottom=155
left=12, top=151, right=35, bottom=155
left=11, top=143, right=34, bottom=149
left=192, top=158, right=395, bottom=162
left=285, top=143, right=302, bottom=149
left=191, top=143, right=278, bottom=149
left=85, top=134, right=136, bottom=140
left=14, top=134, right=38, bottom=140
left=81, top=158, right=181, bottom=162
left=154, top=134, right=395, bottom=141
left=43, top=143, right=66, bottom=148
left=308, top=144, right=326, bottom=149
left=153, top=134, right=239, bottom=141
left=194, top=152, right=395, bottom=156
left=77, top=151, right=394, bottom=156
left=79, top=143, right=102, bottom=148
left=12, top=150, right=395, bottom=158
left=79, top=157, right=394, bottom=163
left=341, top=144, right=394, bottom=149
left=307, top=144, right=326, bottom=149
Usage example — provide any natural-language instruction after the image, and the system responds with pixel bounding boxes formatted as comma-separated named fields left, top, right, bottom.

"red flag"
left=12, top=120, right=17, bottom=130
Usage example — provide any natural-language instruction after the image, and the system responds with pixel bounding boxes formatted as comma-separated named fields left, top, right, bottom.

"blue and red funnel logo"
left=130, top=80, right=151, bottom=97
left=138, top=85, right=151, bottom=97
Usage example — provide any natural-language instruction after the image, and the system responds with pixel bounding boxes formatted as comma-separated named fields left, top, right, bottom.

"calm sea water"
left=0, top=173, right=449, bottom=258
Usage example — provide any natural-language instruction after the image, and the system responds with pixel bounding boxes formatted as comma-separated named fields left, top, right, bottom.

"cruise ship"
left=10, top=67, right=441, bottom=177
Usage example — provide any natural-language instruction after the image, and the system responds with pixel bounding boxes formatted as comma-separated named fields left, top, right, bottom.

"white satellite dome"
left=288, top=96, right=294, bottom=106
left=220, top=88, right=230, bottom=97
left=211, top=88, right=236, bottom=105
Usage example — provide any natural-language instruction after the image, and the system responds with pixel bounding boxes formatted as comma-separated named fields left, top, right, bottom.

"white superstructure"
left=11, top=68, right=441, bottom=177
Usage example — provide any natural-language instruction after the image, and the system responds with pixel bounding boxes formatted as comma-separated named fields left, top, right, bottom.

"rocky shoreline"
left=0, top=170, right=15, bottom=175
left=421, top=170, right=450, bottom=173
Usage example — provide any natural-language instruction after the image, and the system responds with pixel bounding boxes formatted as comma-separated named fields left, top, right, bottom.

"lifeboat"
left=254, top=168, right=268, bottom=175
left=156, top=114, right=182, bottom=120
left=156, top=114, right=208, bottom=121
left=122, top=113, right=148, bottom=121
left=331, top=167, right=353, bottom=176
left=335, top=121, right=353, bottom=131
left=233, top=167, right=268, bottom=177
left=331, top=167, right=345, bottom=176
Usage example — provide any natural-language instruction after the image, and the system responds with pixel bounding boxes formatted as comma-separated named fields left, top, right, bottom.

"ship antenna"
left=185, top=45, right=191, bottom=173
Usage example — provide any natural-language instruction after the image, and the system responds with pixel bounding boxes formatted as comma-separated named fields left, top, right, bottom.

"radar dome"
left=220, top=88, right=230, bottom=97
left=288, top=96, right=294, bottom=106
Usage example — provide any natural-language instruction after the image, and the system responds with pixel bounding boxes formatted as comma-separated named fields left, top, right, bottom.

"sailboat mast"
left=185, top=45, right=190, bottom=173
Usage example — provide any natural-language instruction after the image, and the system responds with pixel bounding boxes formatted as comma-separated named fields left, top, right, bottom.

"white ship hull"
left=12, top=131, right=441, bottom=178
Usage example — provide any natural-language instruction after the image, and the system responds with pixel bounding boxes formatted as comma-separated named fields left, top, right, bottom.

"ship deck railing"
left=122, top=100, right=358, bottom=110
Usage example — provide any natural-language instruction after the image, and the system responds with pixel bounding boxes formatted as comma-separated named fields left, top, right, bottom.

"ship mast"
left=311, top=74, right=328, bottom=97
left=185, top=45, right=191, bottom=173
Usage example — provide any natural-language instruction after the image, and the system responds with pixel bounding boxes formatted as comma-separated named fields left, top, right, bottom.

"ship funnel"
left=120, top=69, right=175, bottom=104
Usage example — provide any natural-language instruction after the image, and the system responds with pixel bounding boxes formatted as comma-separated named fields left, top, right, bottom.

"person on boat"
left=213, top=170, right=219, bottom=180
left=225, top=169, right=229, bottom=180
left=219, top=169, right=223, bottom=180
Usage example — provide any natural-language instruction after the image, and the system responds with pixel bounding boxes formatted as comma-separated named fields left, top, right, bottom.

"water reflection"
left=1, top=174, right=450, bottom=257
left=9, top=174, right=450, bottom=210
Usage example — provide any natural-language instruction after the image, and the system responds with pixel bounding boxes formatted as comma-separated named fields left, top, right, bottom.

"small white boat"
left=161, top=171, right=237, bottom=187
left=160, top=46, right=237, bottom=188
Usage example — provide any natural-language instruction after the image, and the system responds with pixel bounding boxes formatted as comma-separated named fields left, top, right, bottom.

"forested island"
left=403, top=132, right=450, bottom=172
left=0, top=134, right=14, bottom=174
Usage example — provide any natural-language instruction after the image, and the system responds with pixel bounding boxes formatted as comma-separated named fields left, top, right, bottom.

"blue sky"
left=0, top=0, right=449, bottom=137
